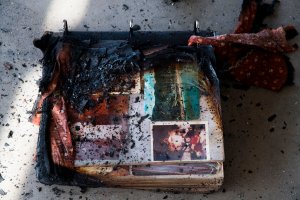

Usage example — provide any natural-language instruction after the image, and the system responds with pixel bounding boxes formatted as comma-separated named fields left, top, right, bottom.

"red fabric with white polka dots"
left=189, top=27, right=296, bottom=53
left=234, top=0, right=257, bottom=34
left=188, top=0, right=297, bottom=91
left=230, top=50, right=288, bottom=91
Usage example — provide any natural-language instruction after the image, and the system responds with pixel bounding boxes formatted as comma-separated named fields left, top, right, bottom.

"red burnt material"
left=235, top=0, right=257, bottom=34
left=49, top=97, right=74, bottom=168
left=230, top=50, right=289, bottom=91
left=32, top=35, right=141, bottom=167
left=235, top=0, right=280, bottom=34
left=30, top=42, right=67, bottom=125
left=188, top=0, right=298, bottom=91
left=189, top=27, right=297, bottom=54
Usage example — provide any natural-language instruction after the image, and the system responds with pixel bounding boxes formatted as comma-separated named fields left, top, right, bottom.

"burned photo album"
left=71, top=59, right=211, bottom=166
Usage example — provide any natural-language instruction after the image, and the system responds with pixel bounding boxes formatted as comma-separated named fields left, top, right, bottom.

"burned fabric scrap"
left=188, top=0, right=298, bottom=91
left=49, top=97, right=74, bottom=168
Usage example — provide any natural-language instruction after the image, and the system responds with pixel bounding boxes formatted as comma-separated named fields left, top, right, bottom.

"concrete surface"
left=0, top=0, right=299, bottom=199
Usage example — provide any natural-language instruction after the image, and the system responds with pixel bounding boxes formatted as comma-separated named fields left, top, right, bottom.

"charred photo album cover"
left=151, top=121, right=209, bottom=162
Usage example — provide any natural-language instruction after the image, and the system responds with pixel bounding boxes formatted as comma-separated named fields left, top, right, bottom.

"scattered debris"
left=229, top=119, right=236, bottom=123
left=122, top=4, right=129, bottom=11
left=23, top=190, right=33, bottom=199
left=52, top=187, right=65, bottom=197
left=282, top=121, right=287, bottom=129
left=0, top=28, right=9, bottom=33
left=18, top=78, right=24, bottom=83
left=134, top=96, right=140, bottom=103
left=79, top=186, right=87, bottom=193
left=0, top=173, right=4, bottom=183
left=3, top=62, right=13, bottom=70
left=22, top=26, right=32, bottom=31
left=268, top=114, right=277, bottom=122
left=130, top=140, right=136, bottom=149
left=8, top=130, right=13, bottom=138
left=83, top=24, right=90, bottom=30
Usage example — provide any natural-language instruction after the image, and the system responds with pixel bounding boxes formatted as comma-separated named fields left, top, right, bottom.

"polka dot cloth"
left=188, top=0, right=297, bottom=91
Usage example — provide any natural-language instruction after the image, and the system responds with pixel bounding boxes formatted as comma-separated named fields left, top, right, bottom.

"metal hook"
left=129, top=19, right=134, bottom=38
left=63, top=19, right=69, bottom=36
left=194, top=20, right=199, bottom=35
left=129, top=19, right=135, bottom=45
left=128, top=20, right=141, bottom=46
left=129, top=20, right=133, bottom=29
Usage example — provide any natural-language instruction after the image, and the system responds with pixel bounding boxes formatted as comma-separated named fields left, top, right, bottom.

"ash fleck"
left=80, top=186, right=87, bottom=193
left=52, top=187, right=65, bottom=197
left=0, top=173, right=4, bottom=183
left=0, top=28, right=10, bottom=33
left=268, top=114, right=277, bottom=122
left=134, top=96, right=140, bottom=103
left=83, top=24, right=90, bottom=30
left=229, top=119, right=236, bottom=123
left=130, top=140, right=136, bottom=149
left=23, top=190, right=33, bottom=199
left=282, top=121, right=287, bottom=129
left=3, top=62, right=13, bottom=70
left=8, top=130, right=13, bottom=138
left=122, top=4, right=129, bottom=11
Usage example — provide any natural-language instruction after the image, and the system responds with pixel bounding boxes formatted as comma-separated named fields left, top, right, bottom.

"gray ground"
left=0, top=0, right=299, bottom=199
